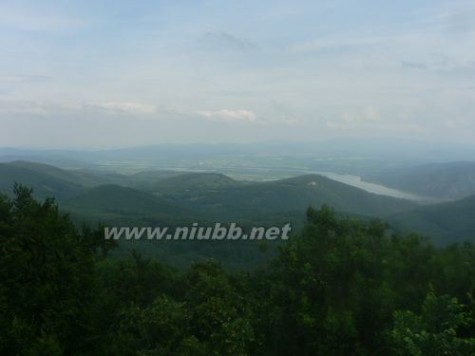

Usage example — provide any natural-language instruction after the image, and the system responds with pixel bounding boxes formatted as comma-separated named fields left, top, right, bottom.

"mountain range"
left=2, top=160, right=475, bottom=267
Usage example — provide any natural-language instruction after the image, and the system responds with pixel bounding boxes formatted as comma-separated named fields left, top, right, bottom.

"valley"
left=2, top=157, right=475, bottom=269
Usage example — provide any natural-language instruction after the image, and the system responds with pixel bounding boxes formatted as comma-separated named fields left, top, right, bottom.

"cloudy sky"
left=1, top=0, right=474, bottom=148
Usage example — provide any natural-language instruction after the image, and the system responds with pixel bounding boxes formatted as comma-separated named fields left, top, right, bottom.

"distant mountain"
left=388, top=195, right=475, bottom=244
left=363, top=162, right=475, bottom=200
left=5, top=159, right=475, bottom=246
left=4, top=161, right=129, bottom=187
left=0, top=161, right=418, bottom=223
left=64, top=172, right=416, bottom=224
left=0, top=161, right=184, bottom=198
left=0, top=161, right=84, bottom=200
left=147, top=172, right=243, bottom=194
left=62, top=184, right=192, bottom=224
left=163, top=174, right=417, bottom=219
left=129, top=170, right=185, bottom=185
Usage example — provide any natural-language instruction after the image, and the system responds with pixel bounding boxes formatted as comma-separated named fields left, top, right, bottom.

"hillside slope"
left=364, top=162, right=475, bottom=200
left=388, top=195, right=475, bottom=244
left=62, top=184, right=193, bottom=224
left=0, top=161, right=84, bottom=200
left=147, top=172, right=243, bottom=193
left=164, top=174, right=418, bottom=219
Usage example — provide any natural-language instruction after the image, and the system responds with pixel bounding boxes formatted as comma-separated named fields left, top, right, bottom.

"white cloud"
left=0, top=99, right=78, bottom=116
left=1, top=1, right=475, bottom=147
left=342, top=107, right=380, bottom=123
left=90, top=102, right=157, bottom=115
left=197, top=109, right=256, bottom=122
left=0, top=99, right=159, bottom=118
left=325, top=107, right=383, bottom=129
left=0, top=4, right=84, bottom=31
left=290, top=36, right=384, bottom=53
left=0, top=75, right=51, bottom=83
left=200, top=31, right=255, bottom=51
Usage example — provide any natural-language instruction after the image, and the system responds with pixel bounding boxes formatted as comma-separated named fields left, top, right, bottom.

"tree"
left=390, top=290, right=475, bottom=355
left=0, top=185, right=105, bottom=355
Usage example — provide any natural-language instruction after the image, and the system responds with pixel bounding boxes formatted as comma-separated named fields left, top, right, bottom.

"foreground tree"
left=259, top=206, right=475, bottom=355
left=0, top=185, right=107, bottom=355
left=2, top=188, right=475, bottom=354
left=390, top=291, right=475, bottom=355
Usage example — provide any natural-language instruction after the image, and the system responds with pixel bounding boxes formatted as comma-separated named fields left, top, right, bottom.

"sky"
left=0, top=0, right=474, bottom=148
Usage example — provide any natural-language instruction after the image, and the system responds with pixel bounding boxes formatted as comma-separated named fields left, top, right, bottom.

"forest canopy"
left=1, top=185, right=474, bottom=355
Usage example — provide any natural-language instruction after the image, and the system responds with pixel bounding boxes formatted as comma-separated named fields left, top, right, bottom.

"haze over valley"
left=2, top=141, right=475, bottom=264
left=2, top=1, right=475, bottom=354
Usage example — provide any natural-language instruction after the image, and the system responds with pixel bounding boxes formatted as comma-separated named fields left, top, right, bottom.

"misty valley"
left=1, top=144, right=475, bottom=354
left=2, top=0, right=475, bottom=353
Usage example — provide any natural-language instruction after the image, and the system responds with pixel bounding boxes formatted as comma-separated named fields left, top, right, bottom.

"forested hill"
left=1, top=186, right=474, bottom=355
left=0, top=161, right=416, bottom=220
left=3, top=160, right=475, bottom=249
left=388, top=194, right=475, bottom=244
left=364, top=161, right=475, bottom=200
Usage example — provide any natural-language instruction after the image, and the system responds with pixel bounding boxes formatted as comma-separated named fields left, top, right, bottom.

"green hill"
left=0, top=161, right=421, bottom=235
left=146, top=172, right=242, bottom=194
left=165, top=174, right=417, bottom=219
left=364, top=162, right=475, bottom=200
left=127, top=170, right=186, bottom=188
left=0, top=161, right=84, bottom=200
left=388, top=195, right=475, bottom=244
left=7, top=161, right=133, bottom=187
left=62, top=184, right=193, bottom=224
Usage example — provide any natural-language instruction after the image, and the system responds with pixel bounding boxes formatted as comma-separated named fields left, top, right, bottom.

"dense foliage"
left=1, top=186, right=474, bottom=355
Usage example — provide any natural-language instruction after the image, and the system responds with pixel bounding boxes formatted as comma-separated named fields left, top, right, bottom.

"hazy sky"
left=1, top=0, right=474, bottom=148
